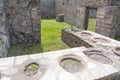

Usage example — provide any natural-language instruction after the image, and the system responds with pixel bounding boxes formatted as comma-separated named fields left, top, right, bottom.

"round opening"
left=92, top=37, right=111, bottom=44
left=83, top=50, right=113, bottom=64
left=116, top=47, right=120, bottom=53
left=59, top=54, right=84, bottom=73
left=88, top=54, right=113, bottom=64
left=80, top=32, right=92, bottom=38
left=24, top=63, right=39, bottom=76
left=113, top=47, right=120, bottom=56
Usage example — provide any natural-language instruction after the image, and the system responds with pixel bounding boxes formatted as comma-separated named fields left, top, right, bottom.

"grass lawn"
left=88, top=18, right=96, bottom=32
left=8, top=19, right=71, bottom=56
left=41, top=19, right=71, bottom=51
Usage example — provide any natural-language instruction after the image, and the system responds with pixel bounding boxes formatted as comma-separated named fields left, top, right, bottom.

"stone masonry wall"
left=41, top=0, right=97, bottom=19
left=89, top=9, right=97, bottom=18
left=7, top=0, right=41, bottom=44
left=115, top=0, right=120, bottom=37
left=0, top=0, right=10, bottom=57
left=55, top=0, right=64, bottom=15
left=0, top=0, right=41, bottom=57
left=0, top=0, right=9, bottom=37
left=64, top=0, right=86, bottom=28
left=96, top=6, right=120, bottom=38
left=61, top=29, right=92, bottom=48
left=41, top=0, right=56, bottom=19
left=64, top=0, right=120, bottom=38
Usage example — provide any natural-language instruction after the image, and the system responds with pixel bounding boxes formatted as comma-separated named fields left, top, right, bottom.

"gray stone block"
left=56, top=14, right=64, bottom=22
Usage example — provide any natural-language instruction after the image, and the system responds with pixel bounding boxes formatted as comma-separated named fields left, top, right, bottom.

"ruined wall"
left=64, top=0, right=120, bottom=38
left=96, top=6, right=120, bottom=38
left=0, top=0, right=41, bottom=57
left=115, top=0, right=120, bottom=37
left=41, top=0, right=56, bottom=19
left=89, top=9, right=97, bottom=18
left=0, top=0, right=9, bottom=37
left=64, top=0, right=86, bottom=28
left=56, top=0, right=96, bottom=18
left=41, top=0, right=65, bottom=19
left=0, top=0, right=10, bottom=57
left=55, top=0, right=64, bottom=15
left=7, top=0, right=41, bottom=44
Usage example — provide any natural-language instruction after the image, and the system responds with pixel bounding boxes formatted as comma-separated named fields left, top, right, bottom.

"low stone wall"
left=62, top=28, right=120, bottom=50
left=61, top=29, right=92, bottom=47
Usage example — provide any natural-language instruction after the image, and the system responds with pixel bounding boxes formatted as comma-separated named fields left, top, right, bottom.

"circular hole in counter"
left=80, top=32, right=92, bottom=38
left=24, top=62, right=39, bottom=76
left=88, top=54, right=113, bottom=64
left=83, top=50, right=113, bottom=64
left=92, top=37, right=111, bottom=44
left=113, top=47, right=120, bottom=56
left=59, top=54, right=85, bottom=73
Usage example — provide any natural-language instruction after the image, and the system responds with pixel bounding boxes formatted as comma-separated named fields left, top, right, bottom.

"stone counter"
left=62, top=29, right=120, bottom=71
left=62, top=29, right=120, bottom=48
left=0, top=47, right=119, bottom=80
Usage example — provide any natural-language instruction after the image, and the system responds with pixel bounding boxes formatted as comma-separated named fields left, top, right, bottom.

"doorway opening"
left=84, top=7, right=97, bottom=32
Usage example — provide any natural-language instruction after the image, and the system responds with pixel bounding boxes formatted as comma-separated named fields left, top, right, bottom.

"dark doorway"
left=84, top=7, right=97, bottom=32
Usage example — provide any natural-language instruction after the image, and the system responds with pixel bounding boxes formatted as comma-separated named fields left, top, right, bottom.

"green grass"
left=88, top=18, right=96, bottom=32
left=8, top=19, right=71, bottom=56
left=41, top=19, right=71, bottom=51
